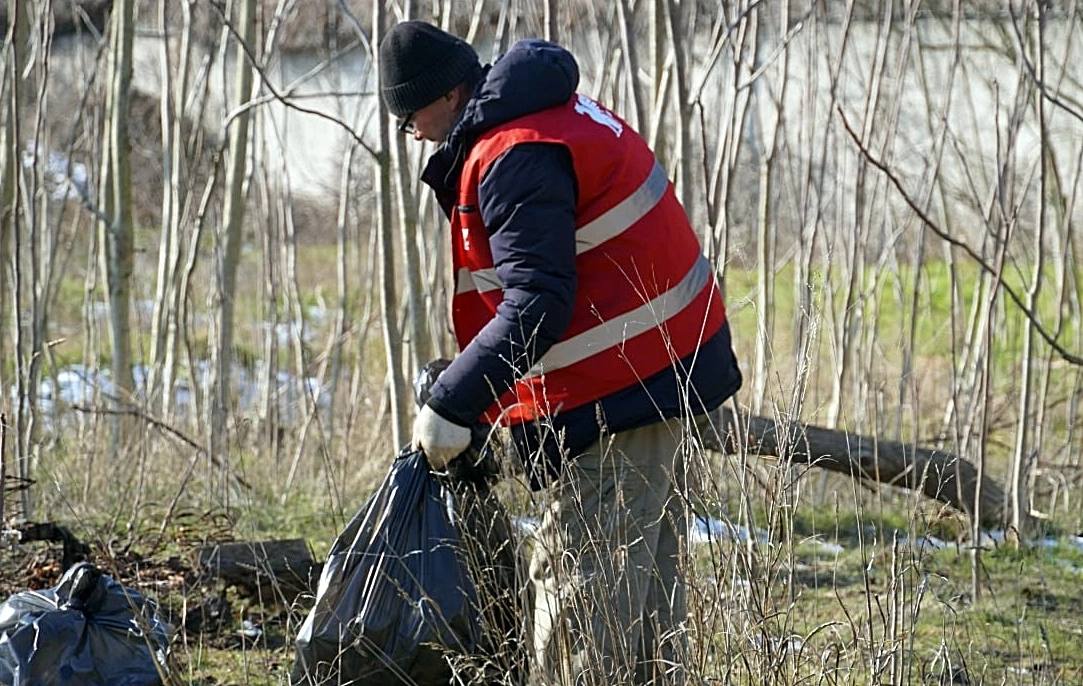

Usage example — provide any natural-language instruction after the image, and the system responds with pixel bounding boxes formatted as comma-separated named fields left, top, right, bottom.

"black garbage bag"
left=291, top=449, right=483, bottom=685
left=292, top=359, right=529, bottom=685
left=411, top=358, right=530, bottom=683
left=0, top=562, right=171, bottom=686
left=442, top=476, right=529, bottom=685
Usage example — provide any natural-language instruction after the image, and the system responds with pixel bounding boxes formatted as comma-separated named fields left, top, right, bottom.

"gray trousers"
left=530, top=418, right=690, bottom=685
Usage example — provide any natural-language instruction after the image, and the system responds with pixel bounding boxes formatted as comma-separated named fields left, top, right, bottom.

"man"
left=379, top=21, right=742, bottom=685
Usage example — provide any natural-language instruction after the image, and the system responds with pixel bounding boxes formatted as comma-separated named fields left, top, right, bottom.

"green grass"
left=722, top=258, right=1080, bottom=380
left=690, top=527, right=1083, bottom=683
left=176, top=644, right=289, bottom=686
left=129, top=500, right=1083, bottom=684
left=21, top=436, right=1083, bottom=684
left=9, top=231, right=1082, bottom=684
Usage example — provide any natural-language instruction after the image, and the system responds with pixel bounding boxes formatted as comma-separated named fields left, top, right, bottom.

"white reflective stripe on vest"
left=526, top=254, right=714, bottom=376
left=574, top=160, right=668, bottom=254
left=456, top=266, right=500, bottom=295
left=456, top=159, right=668, bottom=296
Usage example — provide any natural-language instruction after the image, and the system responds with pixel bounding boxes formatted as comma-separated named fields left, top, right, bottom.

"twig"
left=690, top=0, right=766, bottom=105
left=1007, top=4, right=1083, bottom=127
left=734, top=5, right=813, bottom=92
left=1, top=413, right=6, bottom=525
left=835, top=103, right=1083, bottom=367
left=221, top=37, right=368, bottom=127
left=334, top=0, right=373, bottom=56
left=207, top=0, right=380, bottom=161
left=69, top=404, right=252, bottom=490
left=149, top=446, right=205, bottom=557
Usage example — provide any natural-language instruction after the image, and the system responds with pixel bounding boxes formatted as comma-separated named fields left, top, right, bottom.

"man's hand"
left=412, top=404, right=472, bottom=469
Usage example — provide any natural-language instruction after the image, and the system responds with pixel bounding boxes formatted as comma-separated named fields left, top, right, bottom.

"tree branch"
left=208, top=0, right=381, bottom=161
left=70, top=403, right=252, bottom=490
left=835, top=103, right=1083, bottom=367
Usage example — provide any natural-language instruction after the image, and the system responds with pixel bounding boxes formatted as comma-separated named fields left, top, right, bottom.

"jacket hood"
left=422, top=39, right=580, bottom=201
left=453, top=39, right=580, bottom=142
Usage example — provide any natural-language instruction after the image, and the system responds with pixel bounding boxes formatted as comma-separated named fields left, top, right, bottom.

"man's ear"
left=448, top=83, right=469, bottom=110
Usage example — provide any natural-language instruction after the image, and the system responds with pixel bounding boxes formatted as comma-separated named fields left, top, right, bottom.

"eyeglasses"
left=398, top=112, right=416, bottom=135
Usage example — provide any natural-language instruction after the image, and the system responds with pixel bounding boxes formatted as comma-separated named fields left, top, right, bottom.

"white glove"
left=412, top=404, right=472, bottom=469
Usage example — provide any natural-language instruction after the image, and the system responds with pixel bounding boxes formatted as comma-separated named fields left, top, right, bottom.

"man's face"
left=401, top=89, right=464, bottom=143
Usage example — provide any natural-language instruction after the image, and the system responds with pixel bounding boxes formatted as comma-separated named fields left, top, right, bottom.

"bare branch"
left=836, top=103, right=1083, bottom=367
left=208, top=0, right=380, bottom=161
left=70, top=403, right=252, bottom=491
left=1008, top=3, right=1083, bottom=127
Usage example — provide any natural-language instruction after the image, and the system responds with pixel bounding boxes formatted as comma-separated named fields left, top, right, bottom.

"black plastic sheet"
left=0, top=562, right=170, bottom=686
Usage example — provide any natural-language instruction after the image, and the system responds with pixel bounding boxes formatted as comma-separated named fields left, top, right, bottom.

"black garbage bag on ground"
left=0, top=562, right=171, bottom=686
left=291, top=447, right=528, bottom=686
left=292, top=358, right=529, bottom=685
left=442, top=475, right=529, bottom=685
left=292, top=448, right=478, bottom=684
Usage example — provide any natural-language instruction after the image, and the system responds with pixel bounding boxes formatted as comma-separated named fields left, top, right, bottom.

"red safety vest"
left=452, top=93, right=726, bottom=425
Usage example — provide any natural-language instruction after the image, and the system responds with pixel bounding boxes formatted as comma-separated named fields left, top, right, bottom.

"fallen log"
left=704, top=406, right=1008, bottom=527
left=198, top=539, right=319, bottom=600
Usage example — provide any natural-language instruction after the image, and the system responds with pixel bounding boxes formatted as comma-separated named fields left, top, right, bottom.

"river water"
left=36, top=17, right=1081, bottom=215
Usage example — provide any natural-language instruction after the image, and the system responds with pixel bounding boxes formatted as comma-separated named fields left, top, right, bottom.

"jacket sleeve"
left=425, top=142, right=578, bottom=426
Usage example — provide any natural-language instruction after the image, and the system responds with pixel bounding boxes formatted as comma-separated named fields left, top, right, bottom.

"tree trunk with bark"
left=149, top=0, right=194, bottom=417
left=98, top=0, right=136, bottom=437
left=662, top=0, right=691, bottom=208
left=615, top=0, right=645, bottom=132
left=372, top=0, right=409, bottom=449
left=208, top=0, right=257, bottom=489
left=543, top=0, right=558, bottom=43
left=2, top=2, right=31, bottom=512
left=392, top=131, right=430, bottom=378
left=0, top=1, right=20, bottom=400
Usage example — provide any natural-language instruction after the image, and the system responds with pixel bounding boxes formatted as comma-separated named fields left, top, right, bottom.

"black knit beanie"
left=379, top=21, right=481, bottom=118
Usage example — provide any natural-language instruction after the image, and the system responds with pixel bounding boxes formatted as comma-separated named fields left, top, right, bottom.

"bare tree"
left=1, top=0, right=26, bottom=401
left=614, top=0, right=646, bottom=132
left=208, top=0, right=258, bottom=492
left=3, top=0, right=33, bottom=517
left=97, top=0, right=136, bottom=446
left=0, top=0, right=26, bottom=402
left=750, top=2, right=790, bottom=413
left=373, top=0, right=409, bottom=448
left=1008, top=0, right=1048, bottom=535
left=703, top=2, right=758, bottom=272
left=660, top=0, right=691, bottom=207
left=392, top=114, right=430, bottom=376
left=149, top=0, right=197, bottom=417
left=543, top=0, right=557, bottom=43
left=647, top=0, right=667, bottom=156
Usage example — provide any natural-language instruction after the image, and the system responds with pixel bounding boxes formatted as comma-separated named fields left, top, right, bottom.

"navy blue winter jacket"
left=420, top=40, right=742, bottom=486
